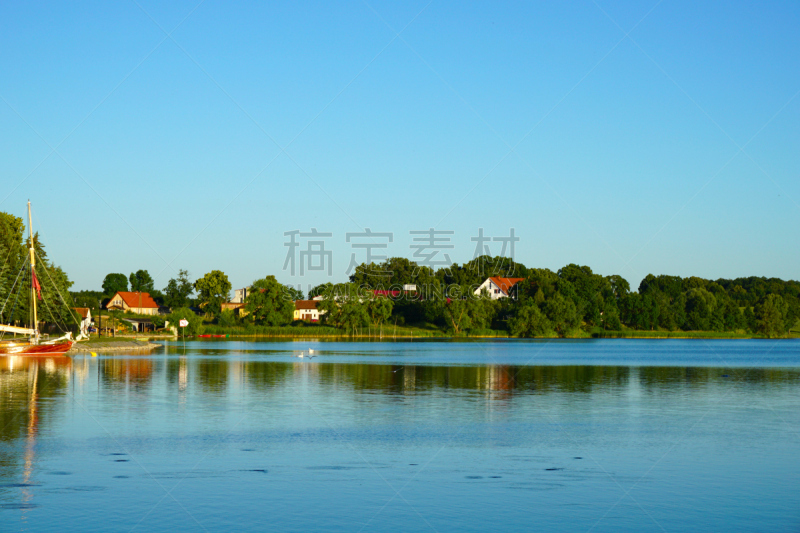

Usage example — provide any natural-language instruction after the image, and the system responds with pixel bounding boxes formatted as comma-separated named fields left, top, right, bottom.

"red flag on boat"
left=32, top=270, right=42, bottom=300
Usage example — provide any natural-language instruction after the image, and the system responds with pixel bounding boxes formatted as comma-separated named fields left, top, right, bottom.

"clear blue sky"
left=1, top=0, right=798, bottom=294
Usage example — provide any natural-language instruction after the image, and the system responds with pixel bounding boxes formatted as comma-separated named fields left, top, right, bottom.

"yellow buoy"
left=91, top=352, right=97, bottom=357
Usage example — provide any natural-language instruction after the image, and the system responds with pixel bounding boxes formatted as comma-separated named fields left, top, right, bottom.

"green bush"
left=168, top=307, right=205, bottom=336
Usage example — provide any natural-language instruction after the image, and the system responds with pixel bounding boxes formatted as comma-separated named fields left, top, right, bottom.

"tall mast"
left=28, top=200, right=38, bottom=339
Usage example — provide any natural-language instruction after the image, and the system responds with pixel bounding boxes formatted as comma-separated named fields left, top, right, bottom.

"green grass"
left=201, top=324, right=341, bottom=336
left=591, top=329, right=755, bottom=339
left=199, top=323, right=452, bottom=338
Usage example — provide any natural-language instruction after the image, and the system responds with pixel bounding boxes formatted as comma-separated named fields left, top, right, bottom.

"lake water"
left=1, top=339, right=799, bottom=532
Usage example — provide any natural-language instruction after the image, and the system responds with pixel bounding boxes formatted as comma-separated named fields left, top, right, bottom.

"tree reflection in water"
left=0, top=356, right=71, bottom=512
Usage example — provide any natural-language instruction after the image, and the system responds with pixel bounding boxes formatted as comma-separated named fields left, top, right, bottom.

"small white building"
left=231, top=287, right=251, bottom=304
left=474, top=277, right=525, bottom=300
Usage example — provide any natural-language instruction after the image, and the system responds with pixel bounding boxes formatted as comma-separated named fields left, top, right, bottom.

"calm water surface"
left=1, top=339, right=798, bottom=532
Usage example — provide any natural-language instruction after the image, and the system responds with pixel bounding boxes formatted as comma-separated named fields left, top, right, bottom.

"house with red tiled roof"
left=106, top=291, right=160, bottom=315
left=294, top=300, right=325, bottom=322
left=474, top=277, right=525, bottom=300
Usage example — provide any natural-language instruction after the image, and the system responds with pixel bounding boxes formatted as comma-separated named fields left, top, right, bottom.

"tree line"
left=310, top=256, right=799, bottom=338
left=65, top=254, right=799, bottom=339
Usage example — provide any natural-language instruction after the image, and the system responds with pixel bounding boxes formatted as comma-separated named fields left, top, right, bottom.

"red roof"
left=108, top=292, right=159, bottom=309
left=373, top=290, right=402, bottom=297
left=488, top=277, right=525, bottom=296
left=73, top=307, right=90, bottom=319
left=295, top=300, right=318, bottom=310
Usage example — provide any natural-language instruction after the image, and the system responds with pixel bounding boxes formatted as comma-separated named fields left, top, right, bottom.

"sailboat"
left=0, top=202, right=77, bottom=356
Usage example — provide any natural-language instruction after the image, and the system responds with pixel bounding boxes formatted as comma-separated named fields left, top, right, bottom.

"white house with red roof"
left=474, top=277, right=525, bottom=300
left=294, top=300, right=324, bottom=322
left=106, top=291, right=160, bottom=315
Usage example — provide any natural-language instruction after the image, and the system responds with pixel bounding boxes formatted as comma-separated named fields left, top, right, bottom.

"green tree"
left=164, top=269, right=194, bottom=309
left=754, top=294, right=788, bottom=338
left=243, top=276, right=293, bottom=326
left=438, top=255, right=528, bottom=288
left=743, top=306, right=757, bottom=333
left=509, top=302, right=551, bottom=337
left=607, top=274, right=630, bottom=300
left=366, top=296, right=394, bottom=326
left=350, top=256, right=438, bottom=294
left=543, top=292, right=580, bottom=337
left=684, top=288, right=717, bottom=331
left=558, top=264, right=608, bottom=325
left=217, top=309, right=237, bottom=327
left=70, top=290, right=105, bottom=309
left=194, top=270, right=232, bottom=317
left=0, top=212, right=25, bottom=310
left=31, top=236, right=76, bottom=329
left=600, top=302, right=622, bottom=330
left=284, top=284, right=304, bottom=301
left=720, top=298, right=744, bottom=331
left=167, top=307, right=204, bottom=336
left=308, top=282, right=333, bottom=299
left=316, top=283, right=370, bottom=333
left=0, top=214, right=76, bottom=331
left=443, top=285, right=496, bottom=334
left=102, top=273, right=128, bottom=295
left=338, top=299, right=370, bottom=334
left=129, top=270, right=155, bottom=292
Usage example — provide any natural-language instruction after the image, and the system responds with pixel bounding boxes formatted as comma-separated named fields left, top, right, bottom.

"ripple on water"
left=0, top=503, right=39, bottom=510
left=44, top=486, right=107, bottom=494
left=306, top=466, right=358, bottom=471
left=148, top=471, right=223, bottom=480
left=508, top=482, right=565, bottom=491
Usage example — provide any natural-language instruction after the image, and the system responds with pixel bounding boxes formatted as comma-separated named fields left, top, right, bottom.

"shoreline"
left=167, top=333, right=796, bottom=340
left=68, top=339, right=163, bottom=353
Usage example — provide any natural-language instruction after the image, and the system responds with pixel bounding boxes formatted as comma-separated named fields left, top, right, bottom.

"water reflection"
left=0, top=356, right=71, bottom=516
left=1, top=354, right=797, bottom=445
left=0, top=343, right=798, bottom=532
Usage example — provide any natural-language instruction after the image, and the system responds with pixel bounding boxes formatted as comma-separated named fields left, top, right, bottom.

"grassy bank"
left=198, top=323, right=448, bottom=338
left=591, top=329, right=765, bottom=339
left=70, top=336, right=161, bottom=353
